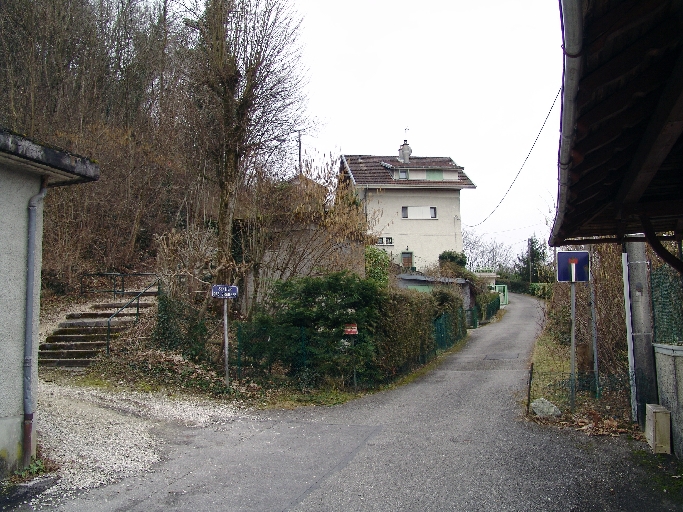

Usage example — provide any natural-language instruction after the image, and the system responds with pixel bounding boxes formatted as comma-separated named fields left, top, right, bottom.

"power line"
left=469, top=221, right=546, bottom=236
left=465, top=87, right=561, bottom=228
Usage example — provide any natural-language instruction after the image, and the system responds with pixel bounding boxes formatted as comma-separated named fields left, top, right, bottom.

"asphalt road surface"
left=37, top=294, right=683, bottom=511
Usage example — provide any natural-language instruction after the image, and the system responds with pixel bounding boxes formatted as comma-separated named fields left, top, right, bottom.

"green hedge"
left=236, top=273, right=467, bottom=388
left=476, top=291, right=500, bottom=321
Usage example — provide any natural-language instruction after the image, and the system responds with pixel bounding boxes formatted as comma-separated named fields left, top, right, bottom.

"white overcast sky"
left=292, top=0, right=563, bottom=254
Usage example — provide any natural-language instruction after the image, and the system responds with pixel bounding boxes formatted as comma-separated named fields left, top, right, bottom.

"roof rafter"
left=615, top=50, right=683, bottom=205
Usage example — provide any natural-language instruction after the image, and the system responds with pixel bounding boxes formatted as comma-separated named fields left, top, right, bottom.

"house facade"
left=340, top=141, right=475, bottom=270
left=0, top=129, right=98, bottom=476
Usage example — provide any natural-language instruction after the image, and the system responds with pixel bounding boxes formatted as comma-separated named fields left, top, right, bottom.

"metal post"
left=622, top=251, right=638, bottom=422
left=589, top=246, right=600, bottom=397
left=570, top=279, right=576, bottom=412
left=528, top=238, right=532, bottom=283
left=526, top=362, right=534, bottom=415
left=237, top=323, right=242, bottom=381
left=223, top=298, right=229, bottom=387
left=352, top=335, right=357, bottom=391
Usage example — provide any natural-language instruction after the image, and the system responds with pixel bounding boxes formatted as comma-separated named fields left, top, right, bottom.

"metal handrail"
left=81, top=272, right=157, bottom=299
left=106, top=278, right=159, bottom=355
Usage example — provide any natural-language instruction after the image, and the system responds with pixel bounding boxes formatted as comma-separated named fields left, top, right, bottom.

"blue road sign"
left=212, top=285, right=239, bottom=299
left=557, top=251, right=590, bottom=282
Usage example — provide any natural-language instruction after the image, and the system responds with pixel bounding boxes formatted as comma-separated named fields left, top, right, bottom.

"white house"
left=0, top=129, right=98, bottom=476
left=340, top=141, right=475, bottom=270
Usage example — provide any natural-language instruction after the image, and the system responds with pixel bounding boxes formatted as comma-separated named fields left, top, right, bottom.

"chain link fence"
left=527, top=368, right=632, bottom=414
left=651, top=263, right=683, bottom=345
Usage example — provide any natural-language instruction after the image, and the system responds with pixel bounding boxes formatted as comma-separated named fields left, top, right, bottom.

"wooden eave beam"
left=561, top=234, right=678, bottom=245
left=641, top=214, right=683, bottom=274
left=623, top=200, right=683, bottom=217
left=615, top=48, right=683, bottom=205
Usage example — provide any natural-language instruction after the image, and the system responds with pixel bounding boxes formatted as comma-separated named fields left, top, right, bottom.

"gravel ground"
left=22, top=381, right=254, bottom=509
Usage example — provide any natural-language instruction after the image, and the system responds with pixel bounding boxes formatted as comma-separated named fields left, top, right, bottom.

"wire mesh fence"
left=651, top=264, right=683, bottom=345
left=528, top=368, right=632, bottom=414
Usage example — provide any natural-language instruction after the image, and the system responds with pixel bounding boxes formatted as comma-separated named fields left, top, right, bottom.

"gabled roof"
left=550, top=0, right=683, bottom=247
left=341, top=154, right=476, bottom=189
left=0, top=128, right=99, bottom=186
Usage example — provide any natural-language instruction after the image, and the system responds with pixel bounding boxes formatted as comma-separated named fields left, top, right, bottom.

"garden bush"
left=237, top=274, right=468, bottom=388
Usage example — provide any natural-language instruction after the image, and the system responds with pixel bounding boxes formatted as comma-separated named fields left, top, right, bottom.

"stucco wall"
left=0, top=168, right=42, bottom=476
left=653, top=344, right=683, bottom=458
left=363, top=188, right=462, bottom=270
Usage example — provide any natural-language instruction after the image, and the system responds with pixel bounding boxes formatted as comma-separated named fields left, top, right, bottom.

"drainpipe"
left=550, top=0, right=582, bottom=246
left=23, top=177, right=48, bottom=467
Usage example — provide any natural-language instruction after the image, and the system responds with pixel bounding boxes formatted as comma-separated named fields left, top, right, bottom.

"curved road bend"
left=57, top=293, right=676, bottom=511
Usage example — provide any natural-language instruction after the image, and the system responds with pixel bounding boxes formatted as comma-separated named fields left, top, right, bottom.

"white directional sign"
left=211, top=285, right=238, bottom=299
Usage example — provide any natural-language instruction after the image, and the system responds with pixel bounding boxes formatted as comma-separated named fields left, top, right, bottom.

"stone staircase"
left=39, top=300, right=155, bottom=367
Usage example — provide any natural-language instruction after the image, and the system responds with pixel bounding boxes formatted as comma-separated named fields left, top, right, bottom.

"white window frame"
left=401, top=206, right=438, bottom=219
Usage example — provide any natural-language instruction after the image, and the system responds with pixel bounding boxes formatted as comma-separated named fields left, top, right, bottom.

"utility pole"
left=622, top=241, right=658, bottom=426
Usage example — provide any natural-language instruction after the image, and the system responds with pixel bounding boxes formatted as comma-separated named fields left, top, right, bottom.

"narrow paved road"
left=45, top=294, right=679, bottom=511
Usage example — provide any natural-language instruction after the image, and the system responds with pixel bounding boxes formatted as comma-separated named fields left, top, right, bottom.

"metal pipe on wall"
left=23, top=177, right=47, bottom=467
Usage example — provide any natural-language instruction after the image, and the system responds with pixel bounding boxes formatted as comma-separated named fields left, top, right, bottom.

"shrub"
left=154, top=293, right=211, bottom=362
left=365, top=245, right=390, bottom=288
left=439, top=250, right=467, bottom=268
left=376, top=289, right=436, bottom=377
left=252, top=272, right=384, bottom=386
left=476, top=291, right=500, bottom=321
left=237, top=275, right=468, bottom=388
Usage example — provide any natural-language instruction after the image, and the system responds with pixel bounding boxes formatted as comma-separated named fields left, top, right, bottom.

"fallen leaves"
left=529, top=407, right=645, bottom=440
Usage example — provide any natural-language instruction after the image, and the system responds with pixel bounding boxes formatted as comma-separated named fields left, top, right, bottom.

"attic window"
left=399, top=169, right=408, bottom=180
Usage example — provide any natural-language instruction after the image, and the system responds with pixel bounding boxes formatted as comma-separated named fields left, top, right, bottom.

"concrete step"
left=40, top=341, right=107, bottom=351
left=39, top=358, right=97, bottom=367
left=119, top=290, right=158, bottom=297
left=45, top=333, right=110, bottom=343
left=39, top=296, right=156, bottom=368
left=58, top=319, right=134, bottom=329
left=66, top=311, right=138, bottom=320
left=90, top=302, right=154, bottom=310
left=51, top=326, right=126, bottom=336
left=38, top=349, right=101, bottom=359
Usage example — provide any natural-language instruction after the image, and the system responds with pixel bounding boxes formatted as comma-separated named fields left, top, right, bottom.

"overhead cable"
left=465, top=87, right=561, bottom=228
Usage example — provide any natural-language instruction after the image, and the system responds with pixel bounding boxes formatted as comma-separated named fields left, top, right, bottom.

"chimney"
left=398, top=140, right=412, bottom=163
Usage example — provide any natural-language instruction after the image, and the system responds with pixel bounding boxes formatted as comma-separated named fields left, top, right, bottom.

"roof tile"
left=342, top=155, right=475, bottom=188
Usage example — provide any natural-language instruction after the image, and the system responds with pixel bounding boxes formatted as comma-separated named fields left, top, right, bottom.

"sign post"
left=557, top=251, right=589, bottom=412
left=212, top=285, right=238, bottom=387
left=344, top=324, right=358, bottom=390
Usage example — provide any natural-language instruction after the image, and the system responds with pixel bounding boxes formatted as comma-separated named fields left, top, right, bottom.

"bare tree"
left=189, top=0, right=307, bottom=282
left=462, top=229, right=514, bottom=272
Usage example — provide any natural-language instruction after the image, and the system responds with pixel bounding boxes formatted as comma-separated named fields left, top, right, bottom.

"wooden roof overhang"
left=550, top=0, right=683, bottom=270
